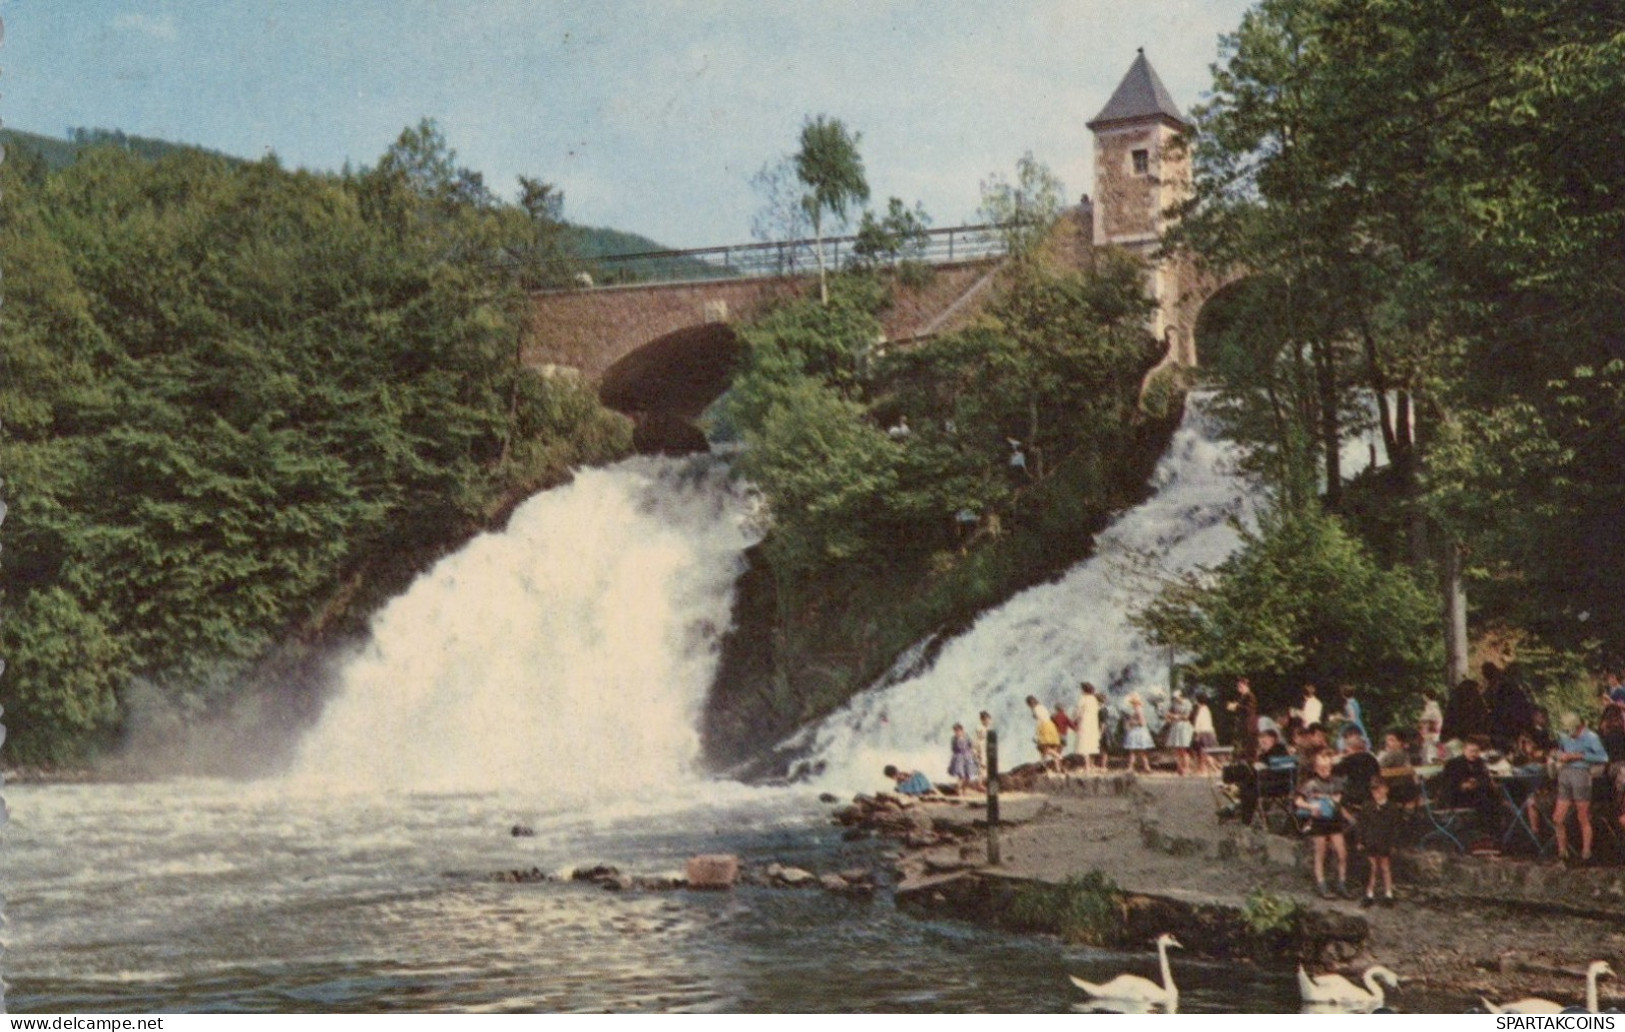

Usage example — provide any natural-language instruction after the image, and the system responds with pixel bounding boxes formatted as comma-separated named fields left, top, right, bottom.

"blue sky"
left=4, top=1, right=1252, bottom=249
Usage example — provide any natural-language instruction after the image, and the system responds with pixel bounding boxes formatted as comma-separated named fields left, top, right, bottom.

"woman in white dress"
left=1077, top=681, right=1103, bottom=774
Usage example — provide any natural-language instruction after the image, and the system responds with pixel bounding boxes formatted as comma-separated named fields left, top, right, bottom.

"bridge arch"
left=597, top=322, right=745, bottom=455
left=1190, top=274, right=1288, bottom=373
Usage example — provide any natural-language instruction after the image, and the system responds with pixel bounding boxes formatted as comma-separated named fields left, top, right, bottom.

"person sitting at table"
left=1439, top=735, right=1500, bottom=839
left=1334, top=726, right=1381, bottom=808
left=1234, top=728, right=1292, bottom=825
left=1551, top=710, right=1608, bottom=865
left=1378, top=730, right=1410, bottom=769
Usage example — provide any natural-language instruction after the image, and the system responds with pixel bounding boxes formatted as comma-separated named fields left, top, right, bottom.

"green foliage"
left=1006, top=872, right=1122, bottom=944
left=1240, top=888, right=1303, bottom=938
left=794, top=115, right=869, bottom=304
left=852, top=197, right=931, bottom=270
left=1135, top=504, right=1441, bottom=726
left=0, top=121, right=630, bottom=764
left=978, top=152, right=1066, bottom=260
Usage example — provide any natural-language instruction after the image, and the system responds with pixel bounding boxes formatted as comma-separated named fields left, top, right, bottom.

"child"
left=1295, top=748, right=1350, bottom=899
left=1358, top=777, right=1404, bottom=906
left=1122, top=693, right=1155, bottom=775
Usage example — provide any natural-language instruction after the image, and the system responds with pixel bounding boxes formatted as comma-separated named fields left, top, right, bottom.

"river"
left=2, top=400, right=1316, bottom=1013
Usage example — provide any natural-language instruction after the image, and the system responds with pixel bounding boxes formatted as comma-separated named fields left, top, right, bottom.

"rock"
left=511, top=824, right=535, bottom=837
left=637, top=874, right=685, bottom=891
left=820, top=874, right=849, bottom=892
left=571, top=864, right=621, bottom=883
left=773, top=866, right=817, bottom=887
left=839, top=868, right=872, bottom=885
left=841, top=827, right=873, bottom=841
left=832, top=805, right=865, bottom=825
left=819, top=792, right=839, bottom=804
left=685, top=853, right=740, bottom=890
left=600, top=874, right=636, bottom=891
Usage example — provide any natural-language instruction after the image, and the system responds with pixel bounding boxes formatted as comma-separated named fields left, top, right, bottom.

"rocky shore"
left=830, top=770, right=1625, bottom=1011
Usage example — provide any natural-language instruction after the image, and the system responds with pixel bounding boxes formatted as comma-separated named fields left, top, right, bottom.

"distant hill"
left=1, top=127, right=690, bottom=266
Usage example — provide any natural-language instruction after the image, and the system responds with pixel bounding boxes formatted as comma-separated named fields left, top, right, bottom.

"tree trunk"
left=1441, top=534, right=1469, bottom=688
left=1313, top=339, right=1341, bottom=507
left=813, top=211, right=828, bottom=305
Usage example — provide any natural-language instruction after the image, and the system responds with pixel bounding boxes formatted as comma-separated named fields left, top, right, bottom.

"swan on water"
left=1069, top=933, right=1182, bottom=1009
left=1297, top=964, right=1399, bottom=1010
left=1483, top=961, right=1615, bottom=1014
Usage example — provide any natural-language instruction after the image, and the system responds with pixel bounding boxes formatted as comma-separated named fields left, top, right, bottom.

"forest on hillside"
left=1134, top=0, right=1624, bottom=729
left=0, top=121, right=633, bottom=764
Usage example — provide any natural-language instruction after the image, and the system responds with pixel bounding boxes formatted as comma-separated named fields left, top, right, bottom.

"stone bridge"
left=522, top=252, right=1009, bottom=448
left=523, top=50, right=1235, bottom=451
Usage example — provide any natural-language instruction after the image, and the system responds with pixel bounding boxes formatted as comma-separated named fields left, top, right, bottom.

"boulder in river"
left=685, top=853, right=740, bottom=890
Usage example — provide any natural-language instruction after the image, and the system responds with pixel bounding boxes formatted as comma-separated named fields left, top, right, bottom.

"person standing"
left=1051, top=698, right=1077, bottom=758
left=1164, top=691, right=1195, bottom=776
left=1296, top=749, right=1351, bottom=899
left=1339, top=685, right=1370, bottom=748
left=1228, top=678, right=1260, bottom=761
left=1295, top=684, right=1324, bottom=729
left=1418, top=693, right=1444, bottom=763
left=1122, top=693, right=1155, bottom=775
left=1551, top=711, right=1609, bottom=864
left=1077, top=682, right=1103, bottom=774
left=972, top=711, right=993, bottom=788
left=1191, top=693, right=1220, bottom=775
left=1026, top=696, right=1062, bottom=774
left=1441, top=678, right=1490, bottom=745
left=948, top=722, right=980, bottom=795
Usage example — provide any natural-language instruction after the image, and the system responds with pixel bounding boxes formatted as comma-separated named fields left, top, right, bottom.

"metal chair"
left=1254, top=757, right=1301, bottom=835
left=1418, top=772, right=1473, bottom=853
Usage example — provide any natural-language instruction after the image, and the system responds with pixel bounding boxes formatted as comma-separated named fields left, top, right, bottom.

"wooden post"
left=986, top=730, right=1001, bottom=866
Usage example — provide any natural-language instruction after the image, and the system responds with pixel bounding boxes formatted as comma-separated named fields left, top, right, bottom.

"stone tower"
left=1087, top=49, right=1194, bottom=356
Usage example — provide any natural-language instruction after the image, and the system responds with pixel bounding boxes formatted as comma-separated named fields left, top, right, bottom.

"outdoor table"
left=1494, top=768, right=1553, bottom=856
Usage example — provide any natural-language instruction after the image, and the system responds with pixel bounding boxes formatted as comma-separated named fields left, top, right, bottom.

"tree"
left=978, top=152, right=1065, bottom=260
left=793, top=115, right=869, bottom=304
left=852, top=197, right=931, bottom=271
left=749, top=157, right=814, bottom=273
left=1134, top=504, right=1442, bottom=728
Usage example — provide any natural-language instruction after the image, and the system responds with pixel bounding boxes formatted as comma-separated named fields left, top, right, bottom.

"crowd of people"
left=880, top=661, right=1625, bottom=902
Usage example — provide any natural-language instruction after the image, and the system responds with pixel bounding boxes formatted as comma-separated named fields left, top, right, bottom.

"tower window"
left=1131, top=149, right=1150, bottom=175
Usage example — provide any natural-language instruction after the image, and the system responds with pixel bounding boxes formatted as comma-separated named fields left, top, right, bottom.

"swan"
left=1483, top=961, right=1615, bottom=1014
left=1070, top=934, right=1181, bottom=1009
left=1298, top=964, right=1399, bottom=1010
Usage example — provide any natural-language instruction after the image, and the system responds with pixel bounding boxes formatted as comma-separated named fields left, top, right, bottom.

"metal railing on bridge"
left=536, top=222, right=1012, bottom=290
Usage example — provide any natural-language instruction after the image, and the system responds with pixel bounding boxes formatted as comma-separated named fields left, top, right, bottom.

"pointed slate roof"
left=1087, top=49, right=1189, bottom=130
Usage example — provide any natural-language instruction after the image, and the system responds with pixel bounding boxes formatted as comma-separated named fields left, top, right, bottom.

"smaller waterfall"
left=286, top=456, right=761, bottom=798
left=793, top=396, right=1258, bottom=790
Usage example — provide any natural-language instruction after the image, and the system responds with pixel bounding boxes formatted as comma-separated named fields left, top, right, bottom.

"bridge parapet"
left=536, top=222, right=1011, bottom=290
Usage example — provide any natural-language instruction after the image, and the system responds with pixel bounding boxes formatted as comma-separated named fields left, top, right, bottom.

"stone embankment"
left=831, top=772, right=1625, bottom=1009
left=487, top=857, right=877, bottom=898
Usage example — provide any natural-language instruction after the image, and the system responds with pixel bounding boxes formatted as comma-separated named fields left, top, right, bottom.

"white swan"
left=1070, top=934, right=1181, bottom=1010
left=1483, top=961, right=1615, bottom=1014
left=1298, top=964, right=1400, bottom=1011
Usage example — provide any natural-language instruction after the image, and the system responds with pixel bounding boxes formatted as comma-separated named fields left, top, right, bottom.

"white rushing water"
left=287, top=455, right=761, bottom=799
left=795, top=395, right=1259, bottom=791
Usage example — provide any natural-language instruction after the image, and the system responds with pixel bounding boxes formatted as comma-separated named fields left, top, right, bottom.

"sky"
left=3, top=0, right=1254, bottom=249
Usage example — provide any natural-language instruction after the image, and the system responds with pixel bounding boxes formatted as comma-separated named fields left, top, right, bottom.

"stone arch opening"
left=1190, top=274, right=1288, bottom=374
left=598, top=322, right=745, bottom=455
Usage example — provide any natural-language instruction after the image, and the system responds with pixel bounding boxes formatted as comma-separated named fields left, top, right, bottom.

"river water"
left=1, top=401, right=1324, bottom=1013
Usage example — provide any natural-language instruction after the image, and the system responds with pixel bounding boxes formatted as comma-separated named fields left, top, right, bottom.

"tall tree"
left=793, top=115, right=869, bottom=304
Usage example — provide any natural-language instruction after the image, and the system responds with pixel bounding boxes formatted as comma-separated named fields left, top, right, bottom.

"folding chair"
left=1418, top=772, right=1472, bottom=853
left=1254, top=756, right=1300, bottom=835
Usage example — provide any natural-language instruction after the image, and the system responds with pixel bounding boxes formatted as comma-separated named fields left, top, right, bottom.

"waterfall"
left=792, top=395, right=1258, bottom=791
left=286, top=455, right=761, bottom=798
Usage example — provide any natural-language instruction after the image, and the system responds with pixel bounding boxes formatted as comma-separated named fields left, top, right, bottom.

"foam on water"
left=285, top=455, right=761, bottom=798
left=793, top=395, right=1259, bottom=790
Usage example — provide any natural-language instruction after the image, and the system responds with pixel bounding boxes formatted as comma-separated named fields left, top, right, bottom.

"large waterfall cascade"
left=287, top=455, right=762, bottom=798
left=794, top=396, right=1258, bottom=790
